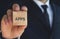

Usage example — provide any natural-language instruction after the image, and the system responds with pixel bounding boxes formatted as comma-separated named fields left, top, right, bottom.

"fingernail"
left=21, top=6, right=28, bottom=11
left=15, top=5, right=20, bottom=10
left=13, top=4, right=20, bottom=11
left=7, top=9, right=12, bottom=16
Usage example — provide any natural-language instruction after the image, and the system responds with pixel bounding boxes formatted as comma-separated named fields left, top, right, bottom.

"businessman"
left=1, top=0, right=60, bottom=39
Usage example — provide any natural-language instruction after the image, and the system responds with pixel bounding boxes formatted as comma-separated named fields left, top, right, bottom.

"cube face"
left=13, top=11, right=27, bottom=26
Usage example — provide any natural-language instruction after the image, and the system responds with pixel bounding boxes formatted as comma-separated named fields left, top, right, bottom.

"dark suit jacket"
left=0, top=0, right=60, bottom=39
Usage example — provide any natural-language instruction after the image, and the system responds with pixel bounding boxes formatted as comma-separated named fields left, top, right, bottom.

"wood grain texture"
left=13, top=11, right=27, bottom=26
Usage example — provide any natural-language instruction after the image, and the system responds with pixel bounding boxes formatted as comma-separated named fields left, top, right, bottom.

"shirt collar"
left=33, top=0, right=50, bottom=7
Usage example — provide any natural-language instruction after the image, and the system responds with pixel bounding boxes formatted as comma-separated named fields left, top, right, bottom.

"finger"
left=21, top=6, right=28, bottom=11
left=17, top=26, right=27, bottom=37
left=1, top=15, right=8, bottom=25
left=1, top=15, right=8, bottom=31
left=7, top=9, right=12, bottom=22
left=17, top=25, right=27, bottom=32
left=12, top=3, right=20, bottom=11
left=1, top=15, right=12, bottom=34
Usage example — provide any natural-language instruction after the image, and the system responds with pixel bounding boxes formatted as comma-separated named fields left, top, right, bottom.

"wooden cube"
left=13, top=11, right=27, bottom=26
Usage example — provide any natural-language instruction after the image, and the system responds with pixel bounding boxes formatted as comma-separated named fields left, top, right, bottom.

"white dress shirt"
left=33, top=0, right=53, bottom=28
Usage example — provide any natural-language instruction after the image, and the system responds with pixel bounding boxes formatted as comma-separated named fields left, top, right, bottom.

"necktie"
left=41, top=5, right=50, bottom=26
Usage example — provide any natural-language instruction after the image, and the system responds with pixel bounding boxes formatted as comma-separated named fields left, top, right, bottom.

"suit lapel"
left=50, top=3, right=60, bottom=39
left=50, top=3, right=56, bottom=31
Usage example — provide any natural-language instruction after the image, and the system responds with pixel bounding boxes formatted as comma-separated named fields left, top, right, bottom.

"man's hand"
left=1, top=4, right=28, bottom=39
